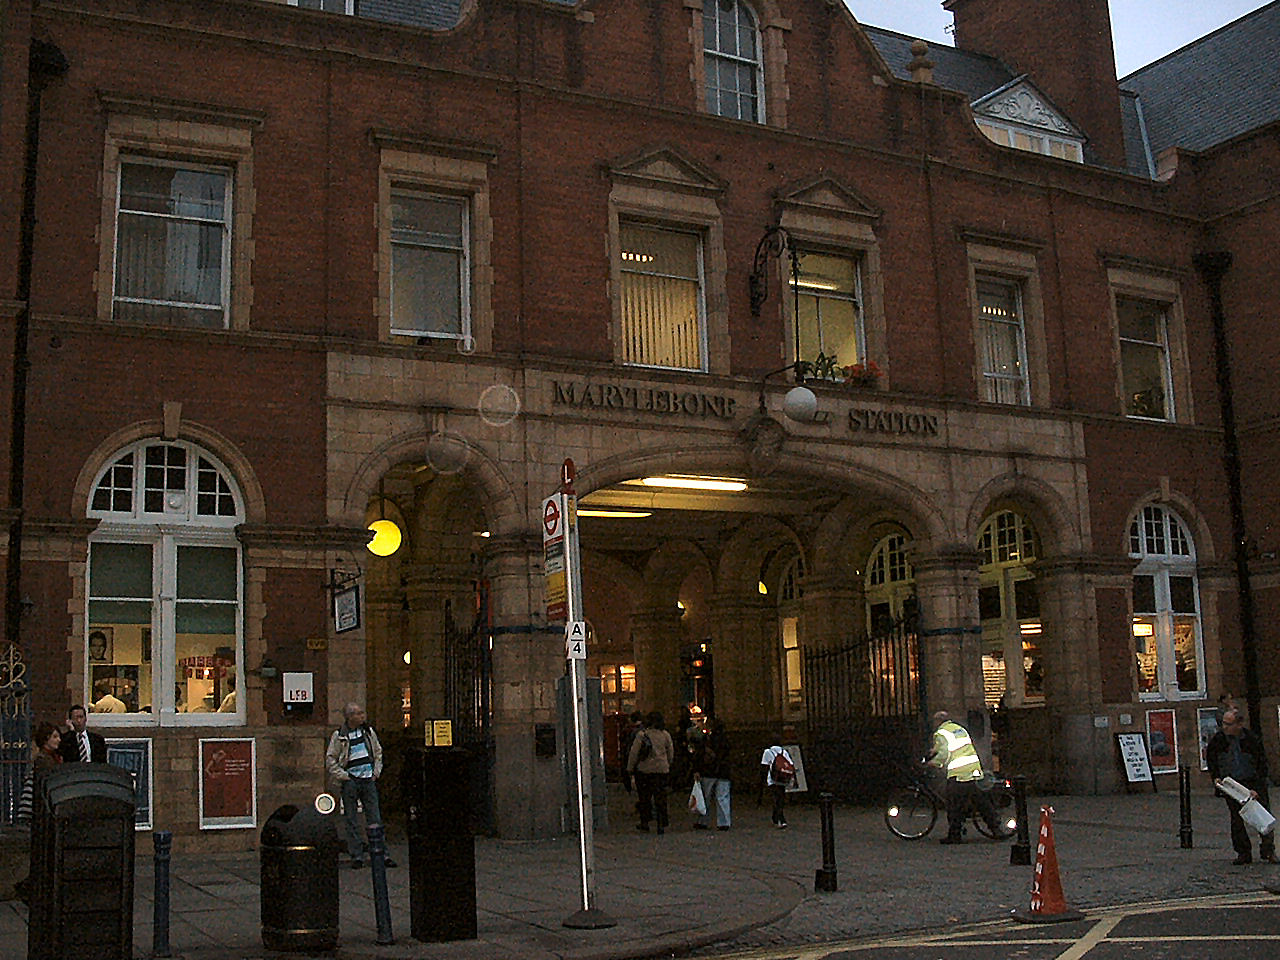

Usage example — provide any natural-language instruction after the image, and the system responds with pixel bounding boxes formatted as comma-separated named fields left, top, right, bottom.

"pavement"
left=3, top=782, right=1280, bottom=960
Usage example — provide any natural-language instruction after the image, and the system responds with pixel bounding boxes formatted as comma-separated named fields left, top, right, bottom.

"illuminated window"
left=796, top=251, right=863, bottom=372
left=1130, top=506, right=1202, bottom=699
left=976, top=278, right=1029, bottom=405
left=978, top=511, right=1042, bottom=706
left=87, top=440, right=244, bottom=725
left=1117, top=297, right=1173, bottom=421
left=619, top=223, right=706, bottom=370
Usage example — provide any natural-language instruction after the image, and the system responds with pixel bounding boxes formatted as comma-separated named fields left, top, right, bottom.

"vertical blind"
left=620, top=223, right=705, bottom=370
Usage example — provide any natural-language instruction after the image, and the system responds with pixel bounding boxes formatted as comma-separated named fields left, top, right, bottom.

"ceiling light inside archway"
left=635, top=475, right=748, bottom=492
left=367, top=518, right=403, bottom=557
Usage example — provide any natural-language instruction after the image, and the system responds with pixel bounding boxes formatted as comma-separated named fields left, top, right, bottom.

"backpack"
left=770, top=750, right=795, bottom=783
left=636, top=733, right=653, bottom=763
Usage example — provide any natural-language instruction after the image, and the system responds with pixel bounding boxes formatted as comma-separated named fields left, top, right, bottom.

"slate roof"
left=1118, top=1, right=1280, bottom=155
left=359, top=0, right=462, bottom=30
left=861, top=24, right=1013, bottom=100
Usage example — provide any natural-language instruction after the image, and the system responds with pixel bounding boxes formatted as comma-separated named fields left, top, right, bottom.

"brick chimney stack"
left=943, top=0, right=1126, bottom=167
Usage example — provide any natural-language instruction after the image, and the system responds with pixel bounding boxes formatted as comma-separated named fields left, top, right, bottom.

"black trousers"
left=769, top=784, right=787, bottom=824
left=944, top=778, right=1002, bottom=838
left=1224, top=777, right=1274, bottom=859
left=634, top=771, right=669, bottom=828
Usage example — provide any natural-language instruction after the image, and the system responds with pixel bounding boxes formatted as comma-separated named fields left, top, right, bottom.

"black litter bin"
left=260, top=801, right=343, bottom=952
left=28, top=762, right=137, bottom=960
left=402, top=745, right=476, bottom=942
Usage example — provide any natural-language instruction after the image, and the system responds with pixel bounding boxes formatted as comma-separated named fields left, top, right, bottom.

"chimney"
left=944, top=0, right=1126, bottom=166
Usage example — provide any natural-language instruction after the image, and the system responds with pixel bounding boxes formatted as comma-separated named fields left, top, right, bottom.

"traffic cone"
left=1011, top=805, right=1083, bottom=923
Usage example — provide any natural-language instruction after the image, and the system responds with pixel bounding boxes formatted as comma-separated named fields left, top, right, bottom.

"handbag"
left=688, top=779, right=707, bottom=816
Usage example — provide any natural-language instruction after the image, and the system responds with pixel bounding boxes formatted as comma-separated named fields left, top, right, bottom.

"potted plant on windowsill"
left=840, top=360, right=883, bottom=388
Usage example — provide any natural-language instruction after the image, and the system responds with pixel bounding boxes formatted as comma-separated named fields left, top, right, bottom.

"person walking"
left=692, top=716, right=732, bottom=830
left=928, top=710, right=1011, bottom=844
left=626, top=711, right=674, bottom=834
left=325, top=703, right=397, bottom=868
left=1207, top=705, right=1277, bottom=865
left=59, top=704, right=107, bottom=764
left=760, top=740, right=795, bottom=828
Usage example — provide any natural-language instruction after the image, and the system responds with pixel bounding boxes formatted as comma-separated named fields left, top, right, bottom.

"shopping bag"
left=688, top=780, right=707, bottom=816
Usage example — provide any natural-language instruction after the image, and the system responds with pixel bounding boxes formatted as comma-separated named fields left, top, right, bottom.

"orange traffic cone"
left=1011, top=805, right=1083, bottom=923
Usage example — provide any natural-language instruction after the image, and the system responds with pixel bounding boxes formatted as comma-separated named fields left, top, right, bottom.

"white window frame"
left=977, top=511, right=1042, bottom=707
left=794, top=249, right=865, bottom=373
left=1116, top=295, right=1174, bottom=422
left=111, top=156, right=233, bottom=329
left=976, top=275, right=1030, bottom=405
left=617, top=220, right=709, bottom=372
left=1129, top=505, right=1204, bottom=702
left=865, top=533, right=915, bottom=632
left=287, top=0, right=355, bottom=13
left=389, top=189, right=472, bottom=342
left=86, top=440, right=245, bottom=728
left=703, top=0, right=766, bottom=123
left=976, top=119, right=1083, bottom=162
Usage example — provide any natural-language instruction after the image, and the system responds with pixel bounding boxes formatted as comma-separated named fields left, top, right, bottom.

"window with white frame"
left=113, top=159, right=231, bottom=329
left=1117, top=296, right=1173, bottom=420
left=390, top=190, right=470, bottom=340
left=86, top=440, right=244, bottom=725
left=1129, top=505, right=1203, bottom=700
left=865, top=533, right=914, bottom=632
left=796, top=251, right=864, bottom=371
left=776, top=554, right=805, bottom=708
left=703, top=0, right=764, bottom=122
left=977, top=511, right=1042, bottom=707
left=619, top=222, right=707, bottom=370
left=976, top=277, right=1030, bottom=405
left=865, top=532, right=918, bottom=717
left=289, top=0, right=353, bottom=12
left=975, top=120, right=1082, bottom=162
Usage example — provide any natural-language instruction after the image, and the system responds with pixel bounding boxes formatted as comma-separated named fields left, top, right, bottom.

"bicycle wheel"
left=884, top=786, right=937, bottom=839
left=972, top=808, right=999, bottom=838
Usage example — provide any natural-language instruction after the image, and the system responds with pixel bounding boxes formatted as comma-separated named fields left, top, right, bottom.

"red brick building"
left=1, top=0, right=1277, bottom=844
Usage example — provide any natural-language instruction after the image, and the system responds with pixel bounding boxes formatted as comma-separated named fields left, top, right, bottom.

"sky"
left=843, top=1, right=1273, bottom=77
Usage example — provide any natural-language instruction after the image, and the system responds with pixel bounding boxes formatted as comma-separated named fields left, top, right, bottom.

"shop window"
left=598, top=663, right=637, bottom=716
left=976, top=277, right=1029, bottom=405
left=618, top=222, right=707, bottom=371
left=1117, top=296, right=1173, bottom=420
left=112, top=158, right=231, bottom=328
left=1129, top=505, right=1202, bottom=700
left=978, top=511, right=1042, bottom=707
left=703, top=0, right=765, bottom=122
left=796, top=251, right=864, bottom=373
left=780, top=617, right=802, bottom=708
left=390, top=190, right=470, bottom=340
left=86, top=439, right=244, bottom=725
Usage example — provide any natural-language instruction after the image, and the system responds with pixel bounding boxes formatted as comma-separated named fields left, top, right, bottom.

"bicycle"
left=883, top=759, right=1015, bottom=840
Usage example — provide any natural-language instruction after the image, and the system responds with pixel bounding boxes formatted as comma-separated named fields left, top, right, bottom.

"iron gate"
left=1, top=644, right=32, bottom=826
left=803, top=614, right=926, bottom=801
left=442, top=585, right=494, bottom=833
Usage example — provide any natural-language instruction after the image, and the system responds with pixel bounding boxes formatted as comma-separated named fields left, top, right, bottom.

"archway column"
left=798, top=576, right=862, bottom=651
left=912, top=545, right=984, bottom=724
left=707, top=594, right=775, bottom=729
left=631, top=605, right=684, bottom=717
left=483, top=533, right=565, bottom=839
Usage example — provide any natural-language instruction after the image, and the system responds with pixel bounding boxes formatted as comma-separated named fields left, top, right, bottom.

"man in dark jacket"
left=59, top=704, right=107, bottom=763
left=1206, top=706, right=1276, bottom=865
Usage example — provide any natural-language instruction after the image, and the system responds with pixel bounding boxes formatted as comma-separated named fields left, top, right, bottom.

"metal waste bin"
left=28, top=762, right=136, bottom=960
left=402, top=745, right=476, bottom=941
left=260, top=801, right=342, bottom=952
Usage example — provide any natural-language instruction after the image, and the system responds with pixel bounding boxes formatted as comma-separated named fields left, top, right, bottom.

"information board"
left=1115, top=732, right=1154, bottom=784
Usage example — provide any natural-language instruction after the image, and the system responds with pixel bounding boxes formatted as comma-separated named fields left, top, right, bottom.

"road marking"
left=1053, top=916, right=1120, bottom=960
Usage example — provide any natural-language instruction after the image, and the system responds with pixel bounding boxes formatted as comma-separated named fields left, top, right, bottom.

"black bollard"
left=814, top=792, right=838, bottom=892
left=153, top=830, right=172, bottom=958
left=1178, top=765, right=1194, bottom=849
left=1009, top=775, right=1032, bottom=866
left=367, top=824, right=395, bottom=945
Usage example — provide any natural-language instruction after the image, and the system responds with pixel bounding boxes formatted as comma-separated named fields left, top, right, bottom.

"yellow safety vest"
left=931, top=721, right=984, bottom=782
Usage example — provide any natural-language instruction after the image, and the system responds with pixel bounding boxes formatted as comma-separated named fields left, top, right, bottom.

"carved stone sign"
left=551, top=380, right=738, bottom=420
left=848, top=408, right=941, bottom=438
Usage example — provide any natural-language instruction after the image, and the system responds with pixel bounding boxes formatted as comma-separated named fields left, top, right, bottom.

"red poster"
left=1145, top=708, right=1178, bottom=775
left=199, top=738, right=257, bottom=829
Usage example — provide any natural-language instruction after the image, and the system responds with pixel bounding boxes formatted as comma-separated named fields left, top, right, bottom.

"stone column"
left=484, top=533, right=564, bottom=839
left=913, top=544, right=984, bottom=723
left=799, top=575, right=862, bottom=651
left=707, top=593, right=776, bottom=730
left=631, top=605, right=684, bottom=718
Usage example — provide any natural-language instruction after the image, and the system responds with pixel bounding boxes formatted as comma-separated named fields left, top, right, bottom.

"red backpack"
left=770, top=750, right=795, bottom=783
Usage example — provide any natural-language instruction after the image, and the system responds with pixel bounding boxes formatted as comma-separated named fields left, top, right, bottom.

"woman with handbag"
left=626, top=712, right=674, bottom=834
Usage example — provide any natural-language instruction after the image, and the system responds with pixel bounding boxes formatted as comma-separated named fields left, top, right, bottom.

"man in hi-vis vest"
left=928, top=710, right=1011, bottom=844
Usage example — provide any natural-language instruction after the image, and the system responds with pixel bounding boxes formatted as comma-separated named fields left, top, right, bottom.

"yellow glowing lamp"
left=367, top=518, right=403, bottom=556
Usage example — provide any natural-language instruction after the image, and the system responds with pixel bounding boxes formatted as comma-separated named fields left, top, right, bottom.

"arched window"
left=777, top=554, right=805, bottom=708
left=865, top=533, right=913, bottom=631
left=865, top=532, right=917, bottom=717
left=977, top=511, right=1042, bottom=707
left=703, top=0, right=765, bottom=122
left=86, top=439, right=244, bottom=725
left=1129, top=505, right=1203, bottom=699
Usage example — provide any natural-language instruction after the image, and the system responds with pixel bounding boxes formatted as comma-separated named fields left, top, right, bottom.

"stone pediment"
left=607, top=145, right=727, bottom=197
left=775, top=175, right=882, bottom=224
left=972, top=77, right=1082, bottom=137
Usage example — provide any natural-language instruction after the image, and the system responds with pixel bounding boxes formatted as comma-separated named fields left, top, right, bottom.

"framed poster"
left=1115, top=732, right=1153, bottom=783
left=333, top=584, right=361, bottom=634
left=1146, top=708, right=1178, bottom=774
left=87, top=627, right=113, bottom=663
left=106, top=738, right=152, bottom=830
left=1197, top=707, right=1222, bottom=772
left=199, top=738, right=257, bottom=829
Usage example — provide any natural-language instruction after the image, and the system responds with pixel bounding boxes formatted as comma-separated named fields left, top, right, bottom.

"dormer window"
left=972, top=79, right=1084, bottom=163
left=288, top=0, right=354, bottom=12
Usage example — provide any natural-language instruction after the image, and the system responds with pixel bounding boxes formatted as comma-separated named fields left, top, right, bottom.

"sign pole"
left=558, top=459, right=614, bottom=929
